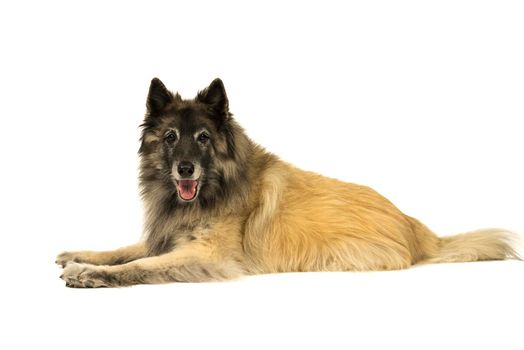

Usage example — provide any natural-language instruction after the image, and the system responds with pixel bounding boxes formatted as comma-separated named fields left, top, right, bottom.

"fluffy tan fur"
left=56, top=78, right=521, bottom=287
left=57, top=150, right=521, bottom=287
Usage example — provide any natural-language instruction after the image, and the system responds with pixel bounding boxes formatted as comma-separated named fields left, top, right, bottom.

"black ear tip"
left=151, top=77, right=164, bottom=86
left=210, top=78, right=224, bottom=88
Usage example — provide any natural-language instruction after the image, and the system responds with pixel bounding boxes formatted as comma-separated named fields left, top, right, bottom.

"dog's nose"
left=177, top=161, right=195, bottom=178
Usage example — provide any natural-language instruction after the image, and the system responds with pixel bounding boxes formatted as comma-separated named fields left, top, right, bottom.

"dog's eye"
left=165, top=132, right=177, bottom=143
left=197, top=132, right=210, bottom=143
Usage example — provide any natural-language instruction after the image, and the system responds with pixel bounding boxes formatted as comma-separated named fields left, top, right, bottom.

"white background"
left=1, top=1, right=523, bottom=349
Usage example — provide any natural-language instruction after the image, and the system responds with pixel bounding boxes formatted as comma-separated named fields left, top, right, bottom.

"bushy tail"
left=424, top=229, right=522, bottom=264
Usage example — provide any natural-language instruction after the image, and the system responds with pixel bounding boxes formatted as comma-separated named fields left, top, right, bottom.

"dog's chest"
left=172, top=221, right=213, bottom=242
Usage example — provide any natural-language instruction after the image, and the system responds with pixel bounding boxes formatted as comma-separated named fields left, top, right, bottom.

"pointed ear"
left=147, top=78, right=174, bottom=115
left=197, top=78, right=230, bottom=120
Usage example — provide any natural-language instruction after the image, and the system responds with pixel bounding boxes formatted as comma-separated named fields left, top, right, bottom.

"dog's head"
left=139, top=78, right=246, bottom=208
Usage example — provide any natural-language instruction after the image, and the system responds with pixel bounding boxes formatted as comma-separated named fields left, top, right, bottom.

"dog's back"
left=242, top=160, right=520, bottom=273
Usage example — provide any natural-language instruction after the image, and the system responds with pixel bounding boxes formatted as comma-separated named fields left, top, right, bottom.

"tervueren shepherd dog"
left=56, top=78, right=521, bottom=288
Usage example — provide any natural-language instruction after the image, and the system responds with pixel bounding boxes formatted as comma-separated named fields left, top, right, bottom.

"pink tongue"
left=177, top=180, right=198, bottom=200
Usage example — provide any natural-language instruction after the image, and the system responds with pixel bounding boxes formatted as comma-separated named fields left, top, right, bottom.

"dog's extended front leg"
left=60, top=250, right=244, bottom=287
left=56, top=243, right=148, bottom=267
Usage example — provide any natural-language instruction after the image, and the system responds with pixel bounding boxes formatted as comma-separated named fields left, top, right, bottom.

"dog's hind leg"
left=55, top=243, right=148, bottom=267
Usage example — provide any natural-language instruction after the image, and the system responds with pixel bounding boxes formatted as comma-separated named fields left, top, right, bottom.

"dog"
left=56, top=78, right=521, bottom=287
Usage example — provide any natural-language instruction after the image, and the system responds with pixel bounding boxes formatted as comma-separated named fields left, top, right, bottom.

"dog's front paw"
left=55, top=251, right=83, bottom=268
left=60, top=262, right=109, bottom=288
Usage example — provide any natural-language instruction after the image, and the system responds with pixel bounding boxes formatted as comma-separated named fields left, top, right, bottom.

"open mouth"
left=176, top=180, right=199, bottom=201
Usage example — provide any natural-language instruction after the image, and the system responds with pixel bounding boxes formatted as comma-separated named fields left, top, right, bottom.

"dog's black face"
left=161, top=106, right=217, bottom=202
left=139, top=78, right=237, bottom=207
